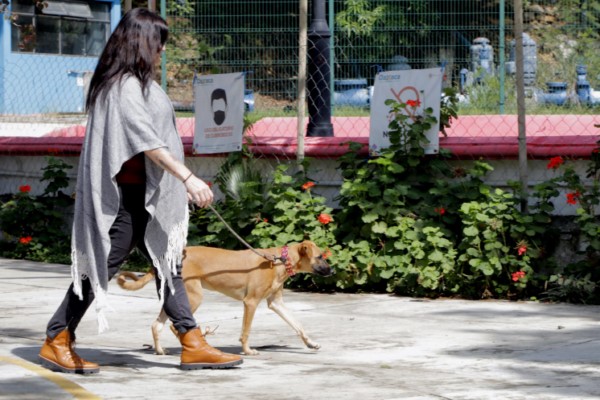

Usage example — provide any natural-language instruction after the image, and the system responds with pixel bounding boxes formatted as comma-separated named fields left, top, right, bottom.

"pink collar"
left=281, top=245, right=295, bottom=276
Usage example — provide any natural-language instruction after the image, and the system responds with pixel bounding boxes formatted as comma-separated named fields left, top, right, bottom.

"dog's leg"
left=152, top=310, right=170, bottom=355
left=240, top=298, right=260, bottom=355
left=267, top=290, right=320, bottom=350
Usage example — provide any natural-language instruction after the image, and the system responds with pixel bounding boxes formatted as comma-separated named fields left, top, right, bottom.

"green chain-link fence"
left=2, top=1, right=600, bottom=216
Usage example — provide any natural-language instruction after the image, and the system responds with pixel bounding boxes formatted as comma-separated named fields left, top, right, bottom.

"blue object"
left=244, top=89, right=255, bottom=112
left=536, top=82, right=568, bottom=106
left=333, top=79, right=372, bottom=108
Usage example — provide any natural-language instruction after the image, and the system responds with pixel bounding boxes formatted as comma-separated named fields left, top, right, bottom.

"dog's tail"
left=117, top=271, right=155, bottom=291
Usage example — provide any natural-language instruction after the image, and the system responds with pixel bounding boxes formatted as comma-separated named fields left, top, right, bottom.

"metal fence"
left=164, top=0, right=600, bottom=114
left=160, top=0, right=600, bottom=214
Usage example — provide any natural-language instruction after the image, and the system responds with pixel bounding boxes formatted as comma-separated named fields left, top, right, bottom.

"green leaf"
left=372, top=221, right=388, bottom=233
left=463, top=226, right=479, bottom=236
left=362, top=213, right=379, bottom=223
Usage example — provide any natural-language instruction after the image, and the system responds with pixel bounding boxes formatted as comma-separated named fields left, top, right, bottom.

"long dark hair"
left=86, top=8, right=168, bottom=111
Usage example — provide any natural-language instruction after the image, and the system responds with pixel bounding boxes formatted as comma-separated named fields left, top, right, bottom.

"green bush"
left=0, top=157, right=73, bottom=264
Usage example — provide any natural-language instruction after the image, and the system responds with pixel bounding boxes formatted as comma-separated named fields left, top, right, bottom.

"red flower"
left=566, top=191, right=581, bottom=205
left=302, top=181, right=315, bottom=190
left=318, top=213, right=332, bottom=224
left=322, top=249, right=332, bottom=259
left=263, top=218, right=268, bottom=223
left=206, top=181, right=213, bottom=188
left=406, top=99, right=421, bottom=107
left=434, top=207, right=446, bottom=215
left=517, top=244, right=527, bottom=256
left=546, top=156, right=564, bottom=170
left=19, top=236, right=32, bottom=245
left=511, top=270, right=526, bottom=282
left=19, top=185, right=31, bottom=193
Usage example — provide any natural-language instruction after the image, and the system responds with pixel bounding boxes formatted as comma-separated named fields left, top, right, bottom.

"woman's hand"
left=144, top=148, right=213, bottom=208
left=183, top=174, right=213, bottom=208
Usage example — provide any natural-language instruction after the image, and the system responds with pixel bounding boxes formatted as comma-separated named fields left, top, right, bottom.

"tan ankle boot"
left=180, top=327, right=243, bottom=370
left=39, top=329, right=99, bottom=374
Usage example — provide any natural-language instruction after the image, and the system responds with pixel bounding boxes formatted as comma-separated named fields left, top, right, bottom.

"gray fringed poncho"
left=71, top=76, right=188, bottom=332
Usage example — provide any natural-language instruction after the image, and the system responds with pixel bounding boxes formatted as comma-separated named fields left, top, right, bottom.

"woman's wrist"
left=182, top=172, right=193, bottom=183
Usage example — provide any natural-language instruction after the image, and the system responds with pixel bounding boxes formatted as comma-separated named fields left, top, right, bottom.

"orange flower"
left=511, top=270, right=526, bottom=282
left=19, top=185, right=31, bottom=193
left=317, top=213, right=332, bottom=224
left=546, top=156, right=564, bottom=170
left=322, top=249, right=332, bottom=259
left=302, top=181, right=315, bottom=190
left=566, top=191, right=581, bottom=205
left=263, top=218, right=268, bottom=223
left=19, top=236, right=32, bottom=245
left=406, top=99, right=421, bottom=107
left=517, top=244, right=527, bottom=256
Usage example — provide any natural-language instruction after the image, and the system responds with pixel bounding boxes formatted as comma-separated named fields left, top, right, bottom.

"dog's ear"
left=298, top=243, right=308, bottom=258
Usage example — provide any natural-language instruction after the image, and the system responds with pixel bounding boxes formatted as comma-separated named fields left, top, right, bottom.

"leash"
left=205, top=204, right=286, bottom=264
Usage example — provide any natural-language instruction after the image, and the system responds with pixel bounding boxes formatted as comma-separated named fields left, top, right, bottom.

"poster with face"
left=193, top=72, right=245, bottom=154
left=369, top=68, right=443, bottom=155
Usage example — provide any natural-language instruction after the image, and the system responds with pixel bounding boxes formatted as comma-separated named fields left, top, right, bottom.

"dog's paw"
left=155, top=347, right=169, bottom=355
left=242, top=348, right=260, bottom=356
left=307, top=341, right=321, bottom=350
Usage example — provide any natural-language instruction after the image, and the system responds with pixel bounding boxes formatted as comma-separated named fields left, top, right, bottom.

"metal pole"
left=297, top=0, right=308, bottom=166
left=328, top=0, right=335, bottom=111
left=307, top=0, right=334, bottom=137
left=514, top=0, right=528, bottom=212
left=498, top=0, right=505, bottom=114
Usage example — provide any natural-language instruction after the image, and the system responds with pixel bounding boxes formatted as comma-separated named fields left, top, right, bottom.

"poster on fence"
left=193, top=72, right=245, bottom=154
left=369, top=68, right=443, bottom=155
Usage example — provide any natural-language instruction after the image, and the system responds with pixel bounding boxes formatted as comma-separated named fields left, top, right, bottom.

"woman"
left=38, top=8, right=242, bottom=373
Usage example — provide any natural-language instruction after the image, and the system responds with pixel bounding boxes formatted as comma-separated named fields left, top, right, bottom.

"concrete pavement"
left=1, top=257, right=599, bottom=400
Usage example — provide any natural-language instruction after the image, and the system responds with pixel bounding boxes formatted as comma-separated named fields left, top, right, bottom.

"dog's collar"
left=280, top=245, right=296, bottom=277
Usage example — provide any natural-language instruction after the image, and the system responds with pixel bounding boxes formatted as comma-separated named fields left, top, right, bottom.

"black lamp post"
left=306, top=0, right=334, bottom=137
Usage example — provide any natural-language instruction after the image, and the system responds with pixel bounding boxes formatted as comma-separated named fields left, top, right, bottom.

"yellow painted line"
left=0, top=356, right=101, bottom=400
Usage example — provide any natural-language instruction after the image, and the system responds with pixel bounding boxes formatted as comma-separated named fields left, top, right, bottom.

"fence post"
left=297, top=0, right=308, bottom=166
left=499, top=0, right=506, bottom=114
left=514, top=0, right=529, bottom=212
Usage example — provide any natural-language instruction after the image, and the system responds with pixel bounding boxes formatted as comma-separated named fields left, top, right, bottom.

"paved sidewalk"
left=1, top=257, right=599, bottom=400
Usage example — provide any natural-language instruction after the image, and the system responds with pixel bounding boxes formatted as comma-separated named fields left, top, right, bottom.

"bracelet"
left=182, top=172, right=193, bottom=183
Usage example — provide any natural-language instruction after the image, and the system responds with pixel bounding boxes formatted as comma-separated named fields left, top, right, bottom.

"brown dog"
left=117, top=240, right=332, bottom=355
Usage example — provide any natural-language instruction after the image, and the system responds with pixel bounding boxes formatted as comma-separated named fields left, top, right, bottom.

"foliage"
left=187, top=147, right=268, bottom=249
left=335, top=0, right=387, bottom=38
left=248, top=163, right=336, bottom=250
left=529, top=146, right=600, bottom=303
left=330, top=94, right=549, bottom=298
left=0, top=157, right=73, bottom=264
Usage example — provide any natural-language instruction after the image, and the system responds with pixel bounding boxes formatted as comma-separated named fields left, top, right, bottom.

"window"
left=10, top=0, right=110, bottom=56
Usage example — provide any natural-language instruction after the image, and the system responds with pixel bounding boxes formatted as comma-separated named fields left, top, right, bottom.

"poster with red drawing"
left=369, top=68, right=443, bottom=155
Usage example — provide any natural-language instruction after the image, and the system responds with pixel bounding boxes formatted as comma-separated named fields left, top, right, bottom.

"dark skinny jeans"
left=46, top=184, right=197, bottom=339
